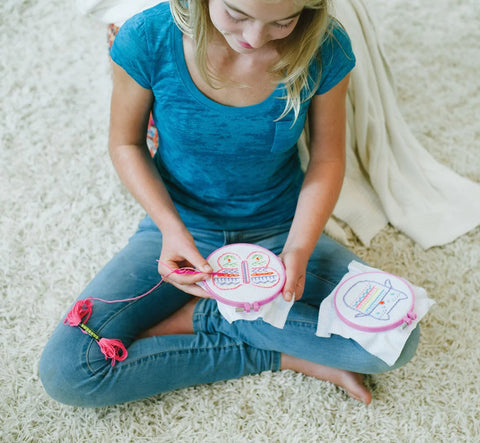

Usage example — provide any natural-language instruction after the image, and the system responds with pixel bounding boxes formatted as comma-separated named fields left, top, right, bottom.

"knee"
left=39, top=345, right=85, bottom=407
left=391, top=325, right=421, bottom=369
left=364, top=325, right=421, bottom=374
left=39, top=329, right=104, bottom=407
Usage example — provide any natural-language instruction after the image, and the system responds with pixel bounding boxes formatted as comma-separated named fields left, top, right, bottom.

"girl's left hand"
left=279, top=248, right=309, bottom=302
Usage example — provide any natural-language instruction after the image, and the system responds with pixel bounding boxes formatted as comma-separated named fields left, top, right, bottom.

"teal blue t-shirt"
left=110, top=2, right=355, bottom=231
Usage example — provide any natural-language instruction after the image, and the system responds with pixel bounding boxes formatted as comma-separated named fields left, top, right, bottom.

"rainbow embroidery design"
left=343, top=279, right=408, bottom=321
left=212, top=251, right=280, bottom=291
left=334, top=271, right=416, bottom=332
left=202, top=243, right=286, bottom=312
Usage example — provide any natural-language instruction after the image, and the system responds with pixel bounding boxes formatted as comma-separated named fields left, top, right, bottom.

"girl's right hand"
left=158, top=228, right=213, bottom=298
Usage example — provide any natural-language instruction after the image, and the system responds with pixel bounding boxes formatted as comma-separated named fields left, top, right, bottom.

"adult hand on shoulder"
left=158, top=228, right=213, bottom=298
left=279, top=248, right=309, bottom=302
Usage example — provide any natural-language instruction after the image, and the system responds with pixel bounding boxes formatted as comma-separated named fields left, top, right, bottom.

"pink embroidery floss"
left=63, top=298, right=93, bottom=327
left=97, top=338, right=128, bottom=366
left=63, top=265, right=216, bottom=366
left=63, top=298, right=128, bottom=366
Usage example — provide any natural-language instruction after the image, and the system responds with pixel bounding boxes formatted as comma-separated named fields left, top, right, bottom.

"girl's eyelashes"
left=274, top=20, right=294, bottom=29
left=224, top=9, right=295, bottom=29
left=225, top=10, right=247, bottom=23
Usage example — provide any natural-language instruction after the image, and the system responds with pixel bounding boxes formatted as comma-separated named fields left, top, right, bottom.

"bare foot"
left=281, top=354, right=372, bottom=404
left=137, top=298, right=199, bottom=338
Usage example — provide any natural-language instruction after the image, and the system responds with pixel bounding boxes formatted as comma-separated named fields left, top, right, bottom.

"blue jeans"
left=39, top=217, right=419, bottom=407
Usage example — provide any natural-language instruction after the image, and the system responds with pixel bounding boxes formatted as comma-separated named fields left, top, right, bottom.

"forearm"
left=283, top=75, right=350, bottom=259
left=284, top=156, right=345, bottom=256
left=109, top=142, right=186, bottom=235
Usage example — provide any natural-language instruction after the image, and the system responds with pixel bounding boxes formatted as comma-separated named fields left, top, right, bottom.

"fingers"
left=157, top=260, right=214, bottom=297
left=282, top=268, right=298, bottom=301
left=173, top=281, right=213, bottom=298
left=155, top=225, right=217, bottom=298
left=283, top=274, right=305, bottom=301
left=158, top=260, right=211, bottom=285
left=279, top=251, right=307, bottom=302
left=157, top=239, right=215, bottom=298
left=184, top=250, right=213, bottom=275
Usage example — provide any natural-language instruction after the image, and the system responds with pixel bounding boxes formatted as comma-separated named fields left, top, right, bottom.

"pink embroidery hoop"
left=202, top=243, right=286, bottom=312
left=333, top=271, right=417, bottom=332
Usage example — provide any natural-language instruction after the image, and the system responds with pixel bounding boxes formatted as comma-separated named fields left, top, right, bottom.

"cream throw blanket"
left=79, top=0, right=480, bottom=249
left=326, top=0, right=480, bottom=248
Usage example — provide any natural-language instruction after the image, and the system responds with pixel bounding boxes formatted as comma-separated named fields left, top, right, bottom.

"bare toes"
left=339, top=372, right=372, bottom=404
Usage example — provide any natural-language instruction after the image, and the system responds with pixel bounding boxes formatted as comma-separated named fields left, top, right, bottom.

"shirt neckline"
left=172, top=24, right=283, bottom=114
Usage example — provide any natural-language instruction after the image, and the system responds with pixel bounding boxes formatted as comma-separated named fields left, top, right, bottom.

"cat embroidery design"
left=343, top=279, right=408, bottom=321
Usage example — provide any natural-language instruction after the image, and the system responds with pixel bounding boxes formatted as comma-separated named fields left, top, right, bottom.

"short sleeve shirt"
left=110, top=2, right=355, bottom=230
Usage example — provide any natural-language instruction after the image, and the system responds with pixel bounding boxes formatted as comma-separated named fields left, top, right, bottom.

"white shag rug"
left=1, top=0, right=479, bottom=441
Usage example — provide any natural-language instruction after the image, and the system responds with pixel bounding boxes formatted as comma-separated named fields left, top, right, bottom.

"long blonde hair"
left=170, top=0, right=332, bottom=122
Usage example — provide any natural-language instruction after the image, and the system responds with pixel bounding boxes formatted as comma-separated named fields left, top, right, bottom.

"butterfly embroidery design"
left=212, top=251, right=281, bottom=291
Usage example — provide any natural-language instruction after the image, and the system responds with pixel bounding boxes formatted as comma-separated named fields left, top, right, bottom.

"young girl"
left=39, top=0, right=419, bottom=407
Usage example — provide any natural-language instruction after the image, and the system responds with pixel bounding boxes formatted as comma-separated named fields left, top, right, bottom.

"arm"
left=109, top=61, right=212, bottom=295
left=280, top=74, right=350, bottom=301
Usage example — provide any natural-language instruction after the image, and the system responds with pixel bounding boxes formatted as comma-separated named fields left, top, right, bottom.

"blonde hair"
left=170, top=0, right=332, bottom=122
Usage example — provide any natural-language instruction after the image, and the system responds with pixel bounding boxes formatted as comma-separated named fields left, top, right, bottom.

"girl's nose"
left=243, top=22, right=269, bottom=48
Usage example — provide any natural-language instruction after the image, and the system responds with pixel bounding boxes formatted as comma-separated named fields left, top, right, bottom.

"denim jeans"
left=39, top=217, right=419, bottom=407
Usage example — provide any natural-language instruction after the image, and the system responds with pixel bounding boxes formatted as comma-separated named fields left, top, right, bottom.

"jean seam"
left=193, top=310, right=232, bottom=332
left=193, top=314, right=280, bottom=372
left=192, top=313, right=203, bottom=334
left=192, top=298, right=220, bottom=333
left=192, top=309, right=279, bottom=371
left=85, top=333, right=250, bottom=375
left=272, top=351, right=281, bottom=371
left=284, top=319, right=318, bottom=329
left=118, top=341, right=248, bottom=368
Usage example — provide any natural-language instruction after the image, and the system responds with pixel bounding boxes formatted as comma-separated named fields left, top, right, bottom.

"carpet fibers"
left=1, top=0, right=479, bottom=441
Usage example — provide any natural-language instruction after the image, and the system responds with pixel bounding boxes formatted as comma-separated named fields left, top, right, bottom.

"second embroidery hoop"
left=333, top=271, right=417, bottom=332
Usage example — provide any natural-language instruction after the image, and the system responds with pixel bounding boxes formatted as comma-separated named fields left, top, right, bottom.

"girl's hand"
left=279, top=248, right=309, bottom=302
left=158, top=228, right=213, bottom=298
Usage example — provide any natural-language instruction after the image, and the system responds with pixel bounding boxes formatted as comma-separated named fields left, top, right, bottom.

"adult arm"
left=280, top=74, right=350, bottom=301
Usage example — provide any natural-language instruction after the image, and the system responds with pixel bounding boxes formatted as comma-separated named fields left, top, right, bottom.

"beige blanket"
left=327, top=0, right=480, bottom=248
